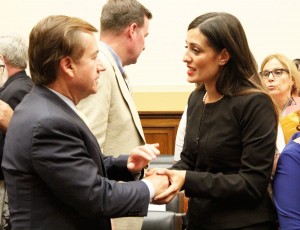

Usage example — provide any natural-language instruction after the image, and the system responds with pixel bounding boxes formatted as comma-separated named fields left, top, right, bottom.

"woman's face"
left=182, top=28, right=221, bottom=85
left=261, top=58, right=294, bottom=100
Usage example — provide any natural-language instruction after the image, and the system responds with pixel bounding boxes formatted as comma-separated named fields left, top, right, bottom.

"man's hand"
left=143, top=173, right=169, bottom=197
left=151, top=169, right=186, bottom=204
left=127, top=143, right=160, bottom=174
left=0, top=100, right=13, bottom=133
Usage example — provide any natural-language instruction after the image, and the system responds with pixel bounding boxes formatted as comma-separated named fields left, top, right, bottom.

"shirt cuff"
left=141, top=178, right=155, bottom=202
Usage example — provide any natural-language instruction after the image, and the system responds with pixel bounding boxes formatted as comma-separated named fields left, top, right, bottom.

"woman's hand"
left=151, top=169, right=186, bottom=204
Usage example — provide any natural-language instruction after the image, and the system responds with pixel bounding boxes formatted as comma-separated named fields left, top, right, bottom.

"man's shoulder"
left=3, top=71, right=33, bottom=89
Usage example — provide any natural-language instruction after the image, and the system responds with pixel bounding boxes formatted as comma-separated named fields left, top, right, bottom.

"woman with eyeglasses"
left=260, top=54, right=300, bottom=229
left=260, top=54, right=300, bottom=144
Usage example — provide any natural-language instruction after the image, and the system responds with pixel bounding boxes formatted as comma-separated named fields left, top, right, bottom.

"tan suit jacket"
left=78, top=42, right=145, bottom=157
left=77, top=42, right=146, bottom=230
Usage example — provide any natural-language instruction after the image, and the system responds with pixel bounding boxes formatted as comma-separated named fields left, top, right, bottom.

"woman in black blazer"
left=149, top=12, right=279, bottom=230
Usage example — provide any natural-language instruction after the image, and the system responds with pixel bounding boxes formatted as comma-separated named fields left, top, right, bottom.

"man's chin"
left=90, top=88, right=98, bottom=95
left=81, top=89, right=97, bottom=100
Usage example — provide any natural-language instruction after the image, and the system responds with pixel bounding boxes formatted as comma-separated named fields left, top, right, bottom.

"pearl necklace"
left=202, top=92, right=224, bottom=103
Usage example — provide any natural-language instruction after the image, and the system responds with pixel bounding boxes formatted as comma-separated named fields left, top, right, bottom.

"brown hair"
left=100, top=0, right=152, bottom=35
left=28, top=15, right=97, bottom=86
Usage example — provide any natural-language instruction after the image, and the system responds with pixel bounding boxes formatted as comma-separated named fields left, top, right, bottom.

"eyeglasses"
left=259, top=68, right=289, bottom=79
left=0, top=65, right=5, bottom=76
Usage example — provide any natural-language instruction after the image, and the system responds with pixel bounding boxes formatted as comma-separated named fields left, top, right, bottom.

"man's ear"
left=219, top=49, right=230, bottom=66
left=128, top=23, right=138, bottom=38
left=60, top=56, right=74, bottom=76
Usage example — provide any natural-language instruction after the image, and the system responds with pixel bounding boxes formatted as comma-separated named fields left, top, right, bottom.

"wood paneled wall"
left=139, top=111, right=183, bottom=155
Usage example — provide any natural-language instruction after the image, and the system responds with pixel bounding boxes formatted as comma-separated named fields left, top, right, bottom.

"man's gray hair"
left=0, top=33, right=28, bottom=69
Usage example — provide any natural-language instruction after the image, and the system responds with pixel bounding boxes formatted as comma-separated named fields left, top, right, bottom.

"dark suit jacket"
left=1, top=85, right=150, bottom=230
left=0, top=70, right=33, bottom=179
left=0, top=70, right=33, bottom=110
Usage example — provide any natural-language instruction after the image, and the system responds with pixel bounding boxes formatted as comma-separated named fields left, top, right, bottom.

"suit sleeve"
left=31, top=117, right=150, bottom=219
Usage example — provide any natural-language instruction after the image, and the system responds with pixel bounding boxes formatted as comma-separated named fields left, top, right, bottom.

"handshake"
left=127, top=143, right=186, bottom=204
left=143, top=168, right=186, bottom=204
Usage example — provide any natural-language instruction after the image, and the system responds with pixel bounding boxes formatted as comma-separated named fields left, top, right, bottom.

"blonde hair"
left=260, top=53, right=300, bottom=97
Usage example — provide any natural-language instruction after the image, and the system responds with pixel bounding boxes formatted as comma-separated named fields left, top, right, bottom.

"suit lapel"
left=32, top=85, right=107, bottom=176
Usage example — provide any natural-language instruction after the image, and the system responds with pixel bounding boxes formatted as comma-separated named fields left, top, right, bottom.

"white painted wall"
left=1, top=0, right=299, bottom=90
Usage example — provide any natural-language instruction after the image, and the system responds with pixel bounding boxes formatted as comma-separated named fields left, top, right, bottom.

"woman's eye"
left=192, top=49, right=200, bottom=54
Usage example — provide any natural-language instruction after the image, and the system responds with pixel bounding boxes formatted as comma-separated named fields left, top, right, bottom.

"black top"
left=172, top=89, right=278, bottom=229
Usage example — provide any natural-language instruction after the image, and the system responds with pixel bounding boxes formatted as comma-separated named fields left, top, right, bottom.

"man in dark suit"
left=0, top=34, right=33, bottom=229
left=0, top=34, right=33, bottom=177
left=2, top=15, right=168, bottom=230
left=0, top=33, right=33, bottom=110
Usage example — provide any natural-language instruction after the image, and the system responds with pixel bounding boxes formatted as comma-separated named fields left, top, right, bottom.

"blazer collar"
left=31, top=85, right=107, bottom=176
left=1, top=70, right=28, bottom=91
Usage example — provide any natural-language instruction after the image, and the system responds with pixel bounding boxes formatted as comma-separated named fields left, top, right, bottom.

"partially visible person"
left=1, top=15, right=169, bottom=230
left=0, top=58, right=7, bottom=87
left=272, top=124, right=285, bottom=177
left=293, top=58, right=300, bottom=71
left=260, top=54, right=300, bottom=117
left=173, top=106, right=187, bottom=162
left=0, top=61, right=13, bottom=134
left=273, top=115, right=300, bottom=229
left=78, top=0, right=151, bottom=155
left=0, top=100, right=12, bottom=134
left=260, top=54, right=300, bottom=143
left=148, top=12, right=279, bottom=229
left=0, top=34, right=33, bottom=165
left=77, top=1, right=152, bottom=228
left=0, top=58, right=11, bottom=230
left=0, top=33, right=33, bottom=110
left=174, top=84, right=198, bottom=162
left=0, top=99, right=12, bottom=230
left=0, top=34, right=33, bottom=229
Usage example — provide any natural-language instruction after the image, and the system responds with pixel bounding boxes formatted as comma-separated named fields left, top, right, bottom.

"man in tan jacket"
left=77, top=0, right=152, bottom=229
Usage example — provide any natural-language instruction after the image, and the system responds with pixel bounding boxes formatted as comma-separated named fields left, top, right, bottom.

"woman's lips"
left=267, top=85, right=276, bottom=90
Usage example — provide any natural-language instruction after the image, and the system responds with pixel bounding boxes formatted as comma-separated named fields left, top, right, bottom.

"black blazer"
left=2, top=85, right=150, bottom=230
left=0, top=70, right=33, bottom=179
left=172, top=90, right=278, bottom=229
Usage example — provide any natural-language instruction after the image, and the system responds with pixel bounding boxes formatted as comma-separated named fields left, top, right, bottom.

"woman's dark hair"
left=189, top=12, right=261, bottom=96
